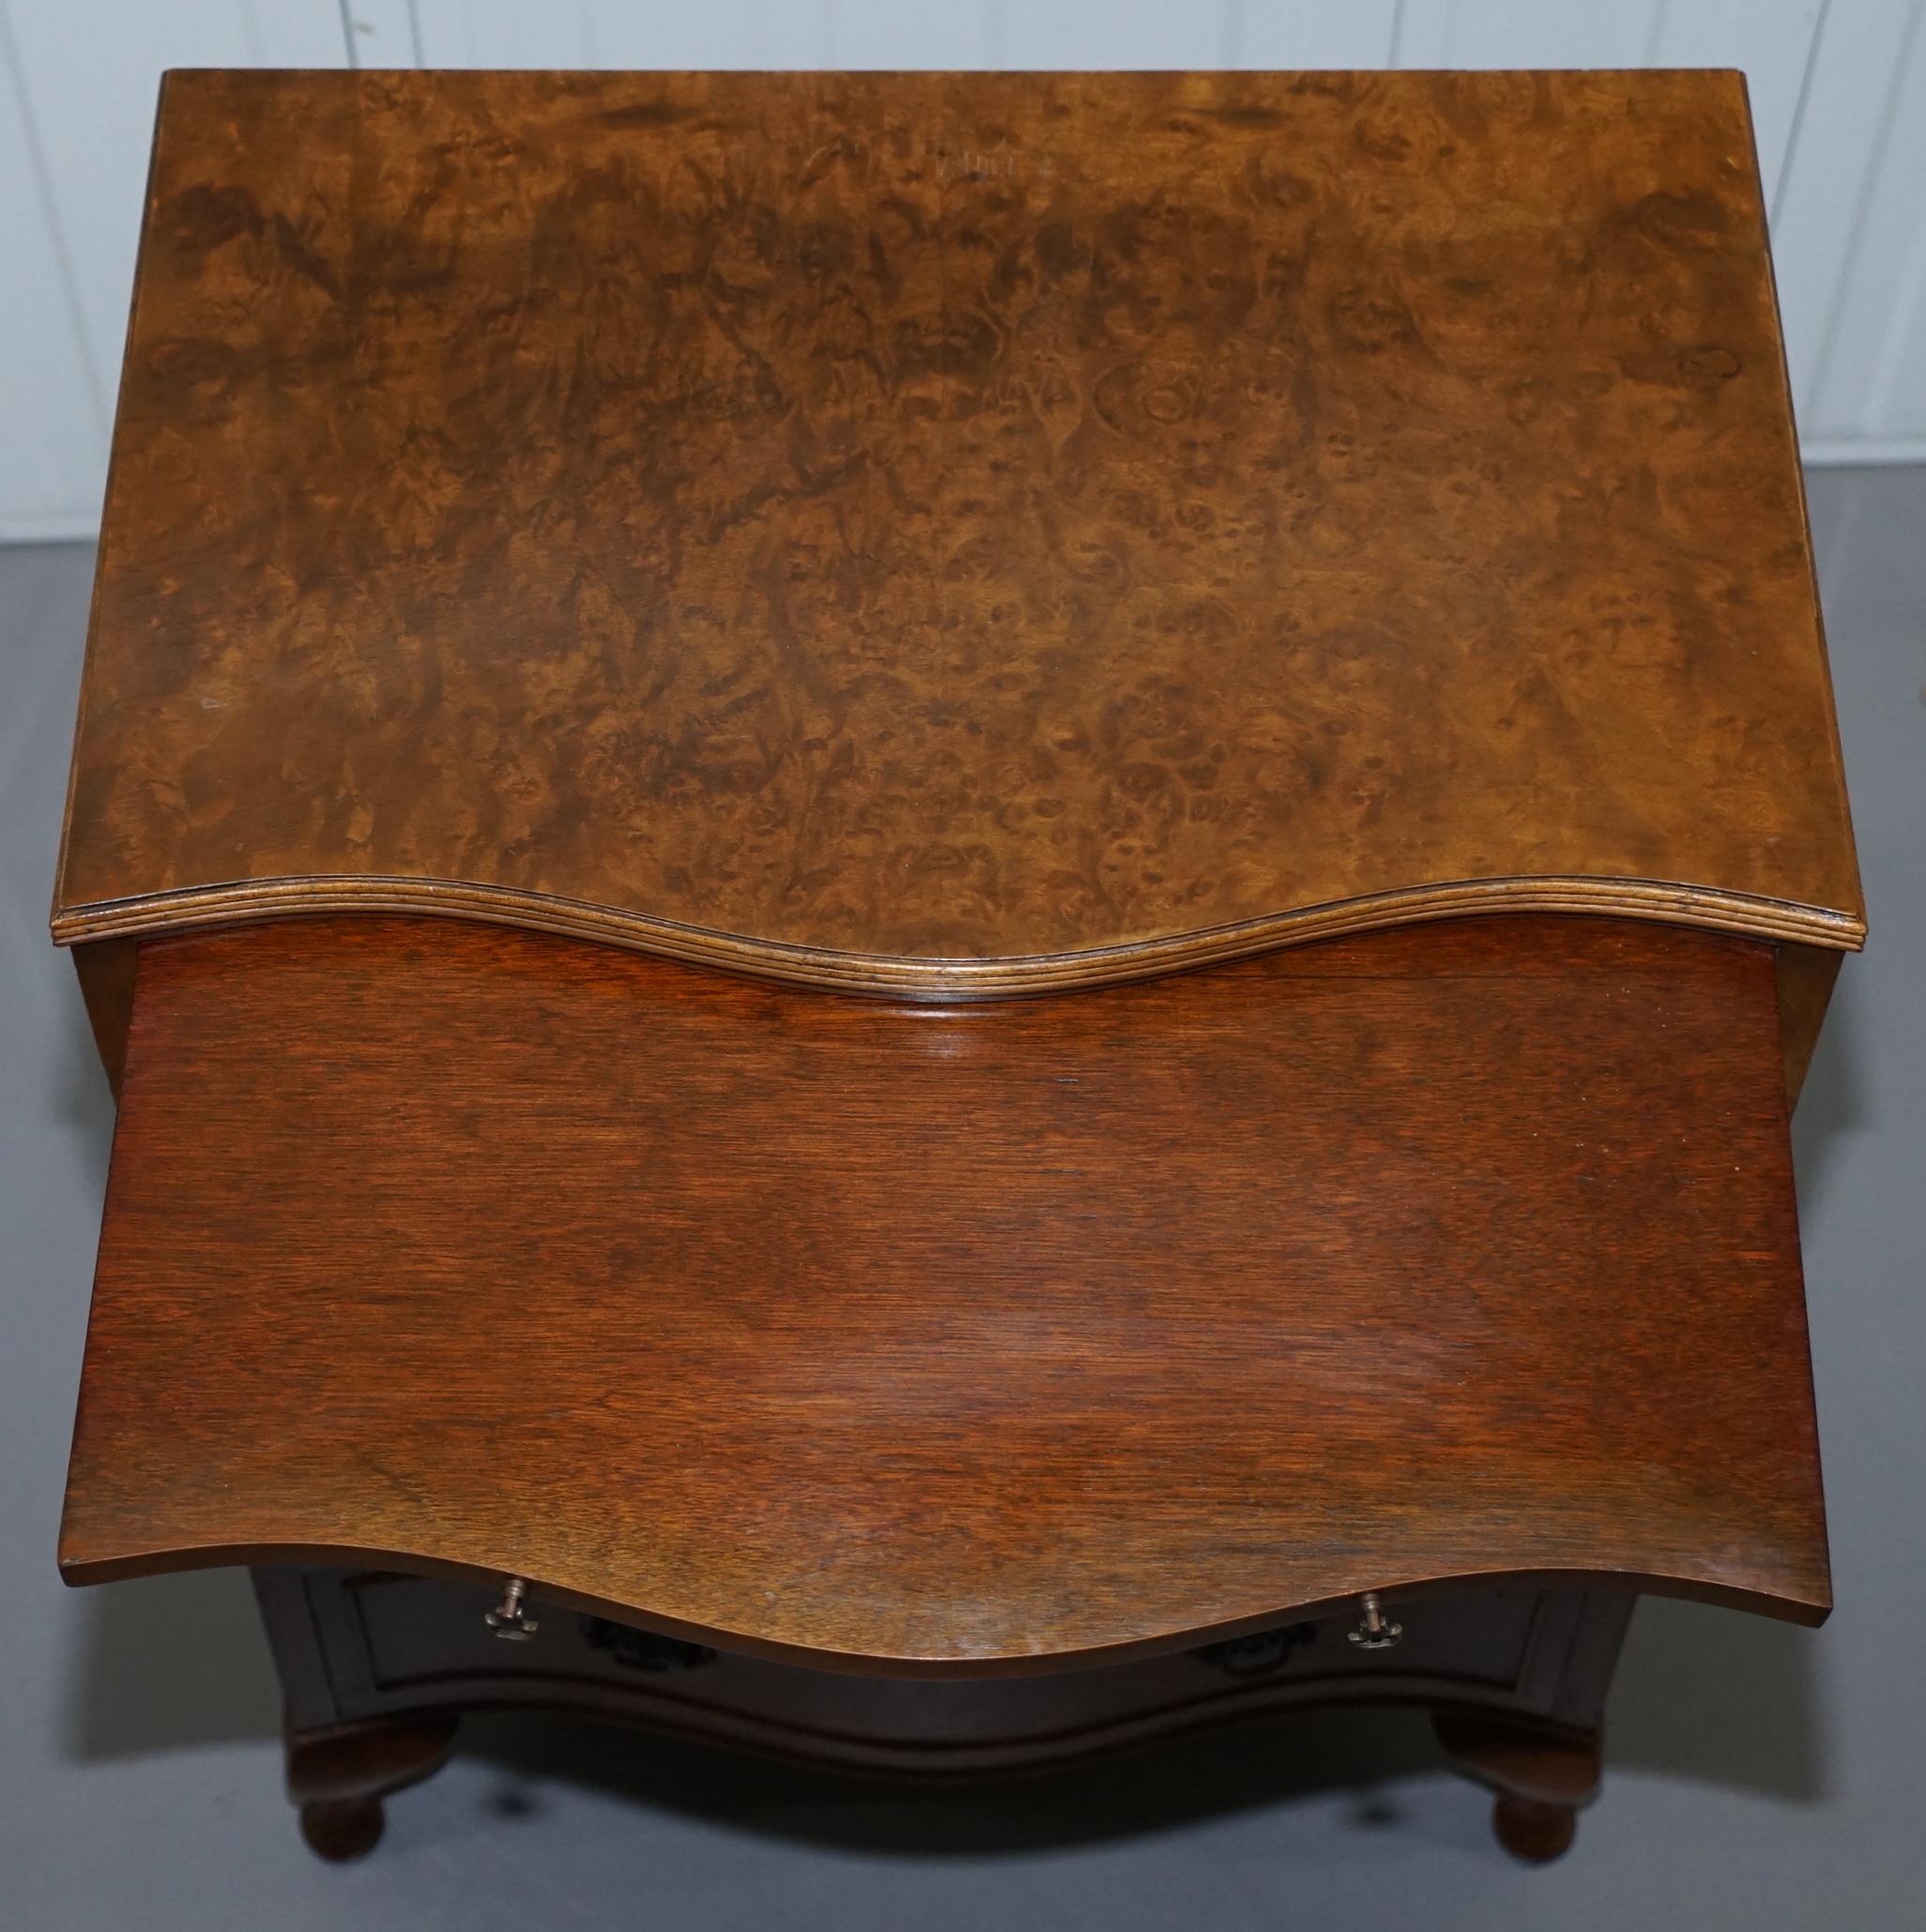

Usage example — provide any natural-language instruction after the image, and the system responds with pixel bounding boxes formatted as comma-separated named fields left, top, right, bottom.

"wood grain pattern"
left=60, top=913, right=1829, bottom=1668
left=52, top=69, right=1861, bottom=990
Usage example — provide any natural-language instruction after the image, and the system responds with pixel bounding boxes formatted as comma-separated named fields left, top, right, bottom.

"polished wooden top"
left=54, top=69, right=1860, bottom=992
left=61, top=915, right=1828, bottom=1666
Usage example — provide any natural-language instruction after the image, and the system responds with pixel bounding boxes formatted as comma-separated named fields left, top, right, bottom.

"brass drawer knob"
left=1348, top=1591, right=1403, bottom=1650
left=484, top=1575, right=539, bottom=1641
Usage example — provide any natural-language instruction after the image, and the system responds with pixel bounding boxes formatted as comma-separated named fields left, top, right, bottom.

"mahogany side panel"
left=70, top=939, right=136, bottom=1098
left=60, top=914, right=1828, bottom=1668
left=1776, top=943, right=1844, bottom=1108
left=53, top=69, right=1860, bottom=988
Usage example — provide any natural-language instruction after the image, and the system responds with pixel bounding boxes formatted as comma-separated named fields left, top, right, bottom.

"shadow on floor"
left=455, top=1700, right=1448, bottom=1857
left=441, top=1594, right=1827, bottom=1857
left=58, top=1568, right=1829, bottom=1858
left=1608, top=1596, right=1829, bottom=1803
left=58, top=1569, right=283, bottom=1760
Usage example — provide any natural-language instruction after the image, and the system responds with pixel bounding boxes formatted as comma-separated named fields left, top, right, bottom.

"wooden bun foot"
left=1491, top=1793, right=1578, bottom=1863
left=1432, top=1710, right=1599, bottom=1865
left=299, top=1796, right=385, bottom=1863
left=286, top=1714, right=458, bottom=1863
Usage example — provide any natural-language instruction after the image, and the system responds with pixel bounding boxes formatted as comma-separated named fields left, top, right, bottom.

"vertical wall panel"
left=1226, top=2, right=1399, bottom=69
left=1394, top=0, right=1666, bottom=68
left=0, top=0, right=347, bottom=537
left=411, top=4, right=1402, bottom=72
left=1775, top=0, right=1926, bottom=453
left=1646, top=0, right=1826, bottom=208
left=938, top=0, right=1236, bottom=68
left=1773, top=0, right=1920, bottom=430
left=579, top=0, right=987, bottom=68
left=342, top=0, right=425, bottom=68
left=415, top=1, right=997, bottom=68
left=1809, top=8, right=1926, bottom=437
left=1393, top=0, right=1825, bottom=208
left=415, top=0, right=584, bottom=67
left=0, top=8, right=106, bottom=537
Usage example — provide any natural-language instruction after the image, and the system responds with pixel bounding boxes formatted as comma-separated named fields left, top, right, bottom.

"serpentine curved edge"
left=51, top=872, right=1864, bottom=997
left=57, top=1538, right=1828, bottom=1675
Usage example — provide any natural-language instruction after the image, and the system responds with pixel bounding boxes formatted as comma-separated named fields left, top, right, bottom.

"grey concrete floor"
left=2, top=466, right=1921, bottom=1928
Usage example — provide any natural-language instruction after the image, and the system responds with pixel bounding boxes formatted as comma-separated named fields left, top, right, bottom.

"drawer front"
left=261, top=1567, right=1613, bottom=1777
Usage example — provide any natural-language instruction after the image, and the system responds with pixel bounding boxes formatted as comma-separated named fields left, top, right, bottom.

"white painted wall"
left=2, top=0, right=1922, bottom=538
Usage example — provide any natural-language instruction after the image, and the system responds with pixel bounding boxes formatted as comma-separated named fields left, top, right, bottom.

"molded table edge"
left=50, top=871, right=1866, bottom=999
left=55, top=1542, right=1830, bottom=1679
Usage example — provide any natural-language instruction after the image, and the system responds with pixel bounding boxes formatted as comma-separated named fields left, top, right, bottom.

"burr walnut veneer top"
left=54, top=69, right=1859, bottom=992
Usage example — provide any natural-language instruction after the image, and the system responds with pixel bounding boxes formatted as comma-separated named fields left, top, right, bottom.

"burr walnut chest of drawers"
left=52, top=68, right=1860, bottom=1867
